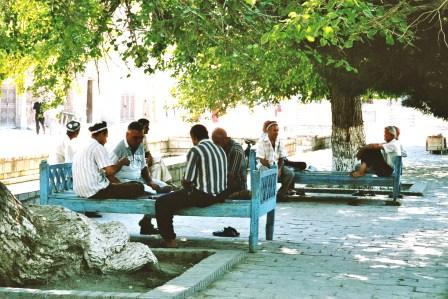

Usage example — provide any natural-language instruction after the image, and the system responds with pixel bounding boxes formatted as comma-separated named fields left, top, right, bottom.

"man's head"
left=190, top=124, right=209, bottom=145
left=137, top=118, right=150, bottom=134
left=89, top=121, right=108, bottom=145
left=66, top=121, right=80, bottom=139
left=266, top=121, right=279, bottom=141
left=384, top=126, right=397, bottom=142
left=212, top=127, right=229, bottom=148
left=126, top=121, right=144, bottom=150
left=262, top=120, right=272, bottom=133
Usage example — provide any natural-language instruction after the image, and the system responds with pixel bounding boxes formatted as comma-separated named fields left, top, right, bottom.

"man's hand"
left=182, top=179, right=193, bottom=190
left=259, top=158, right=270, bottom=167
left=118, top=157, right=130, bottom=167
left=149, top=181, right=161, bottom=192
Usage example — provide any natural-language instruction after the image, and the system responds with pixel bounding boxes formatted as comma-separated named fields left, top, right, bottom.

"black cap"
left=66, top=121, right=80, bottom=132
left=88, top=121, right=107, bottom=134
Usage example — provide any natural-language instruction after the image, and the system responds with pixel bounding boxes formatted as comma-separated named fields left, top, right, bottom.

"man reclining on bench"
left=72, top=121, right=145, bottom=199
left=155, top=124, right=228, bottom=248
left=351, top=125, right=402, bottom=177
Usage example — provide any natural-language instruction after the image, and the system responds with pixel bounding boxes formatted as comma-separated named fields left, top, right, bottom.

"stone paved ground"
left=96, top=145, right=447, bottom=299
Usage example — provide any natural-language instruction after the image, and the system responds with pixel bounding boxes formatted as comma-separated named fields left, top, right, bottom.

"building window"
left=0, top=84, right=16, bottom=127
left=120, top=94, right=135, bottom=121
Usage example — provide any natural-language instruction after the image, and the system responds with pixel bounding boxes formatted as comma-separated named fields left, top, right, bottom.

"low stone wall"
left=2, top=135, right=330, bottom=187
left=0, top=154, right=48, bottom=185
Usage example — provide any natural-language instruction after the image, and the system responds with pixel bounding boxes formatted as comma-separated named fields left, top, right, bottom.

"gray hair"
left=385, top=126, right=397, bottom=138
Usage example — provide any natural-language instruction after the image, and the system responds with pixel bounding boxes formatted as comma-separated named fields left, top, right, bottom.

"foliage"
left=0, top=0, right=111, bottom=109
left=114, top=0, right=417, bottom=118
left=0, top=0, right=446, bottom=119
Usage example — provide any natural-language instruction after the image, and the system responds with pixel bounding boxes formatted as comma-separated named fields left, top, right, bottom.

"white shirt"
left=382, top=138, right=402, bottom=168
left=255, top=134, right=288, bottom=169
left=73, top=139, right=112, bottom=198
left=110, top=139, right=146, bottom=182
left=52, top=135, right=77, bottom=164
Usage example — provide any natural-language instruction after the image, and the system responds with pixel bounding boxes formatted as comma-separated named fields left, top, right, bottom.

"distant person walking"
left=32, top=101, right=46, bottom=135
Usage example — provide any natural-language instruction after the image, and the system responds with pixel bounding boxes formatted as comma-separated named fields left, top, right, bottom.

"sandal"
left=213, top=226, right=240, bottom=237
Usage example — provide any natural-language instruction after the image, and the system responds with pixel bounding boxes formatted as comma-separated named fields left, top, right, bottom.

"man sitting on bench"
left=351, top=126, right=402, bottom=177
left=256, top=121, right=294, bottom=200
left=155, top=124, right=228, bottom=248
left=111, top=121, right=172, bottom=234
left=72, top=121, right=144, bottom=199
left=212, top=128, right=248, bottom=198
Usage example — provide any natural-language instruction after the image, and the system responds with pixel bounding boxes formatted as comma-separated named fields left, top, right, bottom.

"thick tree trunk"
left=330, top=88, right=365, bottom=171
left=0, top=182, right=157, bottom=287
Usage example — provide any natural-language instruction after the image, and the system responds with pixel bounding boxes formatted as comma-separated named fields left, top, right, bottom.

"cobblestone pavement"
left=101, top=145, right=447, bottom=299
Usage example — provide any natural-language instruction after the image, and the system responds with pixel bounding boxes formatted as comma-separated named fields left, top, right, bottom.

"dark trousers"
left=357, top=147, right=393, bottom=177
left=90, top=181, right=145, bottom=199
left=35, top=117, right=45, bottom=134
left=284, top=159, right=307, bottom=171
left=156, top=188, right=221, bottom=240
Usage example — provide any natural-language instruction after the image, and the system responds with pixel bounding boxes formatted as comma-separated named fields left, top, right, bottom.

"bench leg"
left=249, top=216, right=259, bottom=253
left=266, top=209, right=275, bottom=241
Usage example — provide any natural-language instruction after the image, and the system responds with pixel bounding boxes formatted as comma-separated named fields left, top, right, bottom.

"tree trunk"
left=0, top=182, right=157, bottom=287
left=330, top=88, right=365, bottom=171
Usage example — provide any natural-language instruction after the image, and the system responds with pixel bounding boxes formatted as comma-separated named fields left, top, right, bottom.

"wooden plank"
left=294, top=173, right=394, bottom=186
left=47, top=196, right=253, bottom=217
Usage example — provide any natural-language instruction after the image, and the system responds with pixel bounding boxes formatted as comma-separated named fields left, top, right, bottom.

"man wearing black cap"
left=52, top=120, right=81, bottom=164
left=72, top=121, right=145, bottom=199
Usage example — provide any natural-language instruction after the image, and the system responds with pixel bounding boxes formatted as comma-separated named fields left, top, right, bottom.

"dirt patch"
left=31, top=250, right=212, bottom=293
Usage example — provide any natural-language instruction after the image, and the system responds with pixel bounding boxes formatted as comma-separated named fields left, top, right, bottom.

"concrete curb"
left=0, top=249, right=247, bottom=299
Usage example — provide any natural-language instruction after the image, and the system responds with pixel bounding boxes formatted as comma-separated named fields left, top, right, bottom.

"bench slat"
left=294, top=173, right=394, bottom=186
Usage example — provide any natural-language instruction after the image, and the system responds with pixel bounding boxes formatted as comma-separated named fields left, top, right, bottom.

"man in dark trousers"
left=155, top=124, right=228, bottom=248
left=32, top=101, right=45, bottom=135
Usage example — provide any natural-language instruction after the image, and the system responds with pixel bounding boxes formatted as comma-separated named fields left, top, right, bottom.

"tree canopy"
left=0, top=0, right=446, bottom=117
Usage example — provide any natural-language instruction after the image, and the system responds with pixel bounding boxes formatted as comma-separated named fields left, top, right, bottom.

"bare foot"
left=350, top=171, right=365, bottom=177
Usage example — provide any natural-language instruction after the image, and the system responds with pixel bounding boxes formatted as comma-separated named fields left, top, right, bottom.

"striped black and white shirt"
left=73, top=139, right=112, bottom=197
left=227, top=139, right=247, bottom=190
left=184, top=139, right=227, bottom=196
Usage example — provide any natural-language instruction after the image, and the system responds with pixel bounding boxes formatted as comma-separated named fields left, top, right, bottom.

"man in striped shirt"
left=212, top=128, right=247, bottom=195
left=155, top=124, right=228, bottom=248
left=73, top=121, right=144, bottom=199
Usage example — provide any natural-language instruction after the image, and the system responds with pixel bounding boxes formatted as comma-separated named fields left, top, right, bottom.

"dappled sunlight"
left=279, top=247, right=300, bottom=255
left=158, top=284, right=188, bottom=293
left=335, top=273, right=369, bottom=281
left=397, top=207, right=436, bottom=215
left=336, top=209, right=364, bottom=216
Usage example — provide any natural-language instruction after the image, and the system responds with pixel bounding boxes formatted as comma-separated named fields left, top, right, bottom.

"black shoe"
left=84, top=212, right=102, bottom=218
left=140, top=225, right=160, bottom=235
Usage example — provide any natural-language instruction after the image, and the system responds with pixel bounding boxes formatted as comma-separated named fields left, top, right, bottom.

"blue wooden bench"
left=293, top=156, right=403, bottom=205
left=39, top=152, right=277, bottom=252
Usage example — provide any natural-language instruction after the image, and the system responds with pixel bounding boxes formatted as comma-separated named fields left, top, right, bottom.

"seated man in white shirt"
left=351, top=126, right=402, bottom=177
left=111, top=121, right=172, bottom=235
left=255, top=121, right=295, bottom=200
left=51, top=120, right=80, bottom=164
left=137, top=118, right=173, bottom=183
left=73, top=121, right=144, bottom=200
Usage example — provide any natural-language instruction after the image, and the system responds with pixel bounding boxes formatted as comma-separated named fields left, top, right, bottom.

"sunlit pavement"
left=96, top=145, right=448, bottom=299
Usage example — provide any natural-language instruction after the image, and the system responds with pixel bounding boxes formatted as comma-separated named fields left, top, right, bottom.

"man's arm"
left=255, top=139, right=270, bottom=167
left=141, top=166, right=160, bottom=191
left=183, top=149, right=198, bottom=190
left=103, top=157, right=129, bottom=183
left=367, top=143, right=383, bottom=150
